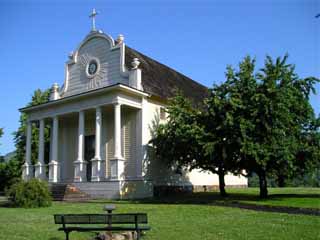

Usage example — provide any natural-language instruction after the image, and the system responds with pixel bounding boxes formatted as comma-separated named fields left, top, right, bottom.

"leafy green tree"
left=200, top=81, right=243, bottom=196
left=0, top=128, right=20, bottom=191
left=290, top=116, right=320, bottom=186
left=0, top=160, right=21, bottom=191
left=151, top=93, right=204, bottom=177
left=228, top=55, right=319, bottom=197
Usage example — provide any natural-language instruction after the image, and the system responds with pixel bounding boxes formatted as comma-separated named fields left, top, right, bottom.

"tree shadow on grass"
left=85, top=191, right=320, bottom=216
left=267, top=193, right=320, bottom=199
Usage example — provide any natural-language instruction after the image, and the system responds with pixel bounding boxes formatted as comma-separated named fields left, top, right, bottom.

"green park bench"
left=54, top=213, right=151, bottom=240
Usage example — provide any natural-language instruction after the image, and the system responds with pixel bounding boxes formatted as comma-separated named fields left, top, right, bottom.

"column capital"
left=26, top=119, right=34, bottom=125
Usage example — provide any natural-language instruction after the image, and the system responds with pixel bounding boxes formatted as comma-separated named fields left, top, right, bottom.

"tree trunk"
left=258, top=171, right=268, bottom=198
left=218, top=169, right=227, bottom=197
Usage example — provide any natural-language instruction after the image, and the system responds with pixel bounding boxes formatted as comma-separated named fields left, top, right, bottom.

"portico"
left=22, top=84, right=146, bottom=184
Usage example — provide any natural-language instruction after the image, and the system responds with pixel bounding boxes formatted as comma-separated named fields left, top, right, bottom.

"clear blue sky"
left=0, top=0, right=319, bottom=155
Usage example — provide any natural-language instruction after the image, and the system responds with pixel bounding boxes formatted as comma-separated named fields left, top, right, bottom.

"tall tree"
left=200, top=81, right=243, bottom=196
left=228, top=55, right=319, bottom=197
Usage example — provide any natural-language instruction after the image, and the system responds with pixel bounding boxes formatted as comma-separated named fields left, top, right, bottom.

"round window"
left=87, top=60, right=98, bottom=76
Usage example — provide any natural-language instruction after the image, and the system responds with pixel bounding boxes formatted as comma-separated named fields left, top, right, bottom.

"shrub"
left=0, top=159, right=21, bottom=192
left=6, top=179, right=52, bottom=208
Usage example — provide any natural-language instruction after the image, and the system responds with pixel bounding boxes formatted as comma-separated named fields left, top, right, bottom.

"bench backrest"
left=54, top=213, right=148, bottom=225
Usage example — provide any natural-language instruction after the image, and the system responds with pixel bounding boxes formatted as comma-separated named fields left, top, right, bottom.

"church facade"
left=20, top=14, right=247, bottom=199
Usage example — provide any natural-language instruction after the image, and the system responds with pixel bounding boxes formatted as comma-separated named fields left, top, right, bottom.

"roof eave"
left=20, top=83, right=150, bottom=113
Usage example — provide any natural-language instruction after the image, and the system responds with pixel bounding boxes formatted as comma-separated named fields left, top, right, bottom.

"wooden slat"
left=54, top=213, right=148, bottom=224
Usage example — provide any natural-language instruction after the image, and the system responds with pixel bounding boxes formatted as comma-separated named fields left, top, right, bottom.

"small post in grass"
left=104, top=204, right=116, bottom=238
left=104, top=204, right=116, bottom=214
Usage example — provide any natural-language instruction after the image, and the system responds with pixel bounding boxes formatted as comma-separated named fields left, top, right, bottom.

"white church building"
left=20, top=10, right=247, bottom=199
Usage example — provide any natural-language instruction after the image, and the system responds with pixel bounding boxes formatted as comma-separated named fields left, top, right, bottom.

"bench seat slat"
left=54, top=214, right=148, bottom=224
left=58, top=226, right=151, bottom=232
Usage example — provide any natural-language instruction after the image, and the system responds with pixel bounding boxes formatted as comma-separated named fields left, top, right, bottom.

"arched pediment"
left=74, top=31, right=116, bottom=62
left=60, top=31, right=128, bottom=97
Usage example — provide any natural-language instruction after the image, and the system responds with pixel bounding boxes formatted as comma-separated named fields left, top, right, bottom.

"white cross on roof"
left=89, top=8, right=98, bottom=31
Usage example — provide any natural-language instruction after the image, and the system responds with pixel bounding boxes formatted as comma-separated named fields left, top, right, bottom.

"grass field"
left=211, top=187, right=320, bottom=209
left=0, top=188, right=319, bottom=240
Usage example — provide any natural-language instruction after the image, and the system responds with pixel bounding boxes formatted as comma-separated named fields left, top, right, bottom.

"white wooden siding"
left=122, top=109, right=137, bottom=178
left=64, top=37, right=128, bottom=97
left=105, top=112, right=114, bottom=178
left=58, top=117, right=77, bottom=182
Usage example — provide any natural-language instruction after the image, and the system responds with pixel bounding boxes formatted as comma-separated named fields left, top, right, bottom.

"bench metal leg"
left=64, top=230, right=70, bottom=240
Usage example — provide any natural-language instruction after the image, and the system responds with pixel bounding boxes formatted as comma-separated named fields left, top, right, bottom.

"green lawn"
left=0, top=188, right=319, bottom=240
left=222, top=187, right=320, bottom=209
left=141, top=187, right=320, bottom=209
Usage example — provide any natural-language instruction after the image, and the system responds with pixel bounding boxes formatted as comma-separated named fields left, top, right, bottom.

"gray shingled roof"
left=125, top=46, right=208, bottom=105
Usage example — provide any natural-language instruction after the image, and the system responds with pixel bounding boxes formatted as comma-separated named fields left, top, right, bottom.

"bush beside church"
left=6, top=179, right=52, bottom=208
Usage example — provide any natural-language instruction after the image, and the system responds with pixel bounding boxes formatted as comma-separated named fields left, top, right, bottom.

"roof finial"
left=89, top=8, right=98, bottom=31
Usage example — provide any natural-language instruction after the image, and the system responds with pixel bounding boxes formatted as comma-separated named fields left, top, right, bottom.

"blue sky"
left=0, top=0, right=319, bottom=155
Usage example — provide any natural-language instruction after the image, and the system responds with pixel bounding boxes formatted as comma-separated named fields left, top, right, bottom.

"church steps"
left=49, top=183, right=90, bottom=201
left=49, top=181, right=121, bottom=200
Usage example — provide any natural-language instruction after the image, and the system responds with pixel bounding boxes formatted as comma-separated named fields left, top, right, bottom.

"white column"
left=110, top=103, right=125, bottom=179
left=35, top=119, right=46, bottom=180
left=22, top=120, right=33, bottom=180
left=95, top=107, right=101, bottom=160
left=91, top=106, right=102, bottom=182
left=49, top=116, right=60, bottom=183
left=114, top=103, right=123, bottom=159
left=74, top=110, right=87, bottom=182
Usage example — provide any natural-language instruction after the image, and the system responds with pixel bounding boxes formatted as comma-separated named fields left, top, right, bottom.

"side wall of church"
left=187, top=169, right=248, bottom=188
left=142, top=98, right=192, bottom=186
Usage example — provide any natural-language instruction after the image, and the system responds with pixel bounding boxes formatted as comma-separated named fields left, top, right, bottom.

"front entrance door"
left=85, top=135, right=95, bottom=182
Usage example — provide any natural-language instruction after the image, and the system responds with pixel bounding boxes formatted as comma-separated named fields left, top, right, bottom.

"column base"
left=110, top=158, right=125, bottom=180
left=73, top=160, right=87, bottom=182
left=35, top=162, right=47, bottom=180
left=22, top=162, right=33, bottom=181
left=48, top=161, right=60, bottom=183
left=91, top=158, right=103, bottom=182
